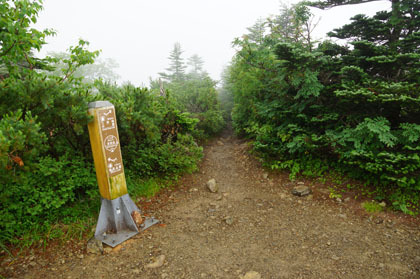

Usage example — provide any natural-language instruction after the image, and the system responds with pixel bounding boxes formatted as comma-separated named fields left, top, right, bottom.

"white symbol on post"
left=107, top=157, right=122, bottom=174
left=100, top=110, right=115, bottom=131
left=104, top=135, right=118, bottom=152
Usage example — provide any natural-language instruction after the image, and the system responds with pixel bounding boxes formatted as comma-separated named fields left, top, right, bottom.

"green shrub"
left=228, top=2, right=420, bottom=214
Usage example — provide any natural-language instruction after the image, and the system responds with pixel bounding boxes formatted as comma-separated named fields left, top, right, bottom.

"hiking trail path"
left=4, top=129, right=420, bottom=279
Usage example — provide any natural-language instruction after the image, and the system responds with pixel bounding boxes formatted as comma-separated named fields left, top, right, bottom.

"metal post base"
left=94, top=194, right=159, bottom=247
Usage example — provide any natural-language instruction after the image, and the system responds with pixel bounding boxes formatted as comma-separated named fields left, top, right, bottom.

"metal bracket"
left=94, top=194, right=159, bottom=247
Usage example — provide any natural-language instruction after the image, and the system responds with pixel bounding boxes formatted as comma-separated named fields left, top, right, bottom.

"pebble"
left=86, top=237, right=103, bottom=255
left=145, top=255, right=166, bottom=269
left=206, top=178, right=218, bottom=193
left=262, top=173, right=268, bottom=179
left=104, top=247, right=113, bottom=254
left=291, top=186, right=311, bottom=197
left=375, top=217, right=384, bottom=224
left=241, top=271, right=261, bottom=279
left=224, top=216, right=234, bottom=225
left=131, top=210, right=143, bottom=227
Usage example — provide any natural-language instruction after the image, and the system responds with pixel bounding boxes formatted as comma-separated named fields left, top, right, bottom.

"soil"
left=2, top=129, right=420, bottom=279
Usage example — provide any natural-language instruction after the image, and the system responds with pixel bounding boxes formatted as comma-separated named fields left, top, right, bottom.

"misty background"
left=35, top=0, right=390, bottom=86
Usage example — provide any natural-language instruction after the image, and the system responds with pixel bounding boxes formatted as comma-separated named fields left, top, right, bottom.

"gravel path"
left=4, top=131, right=420, bottom=279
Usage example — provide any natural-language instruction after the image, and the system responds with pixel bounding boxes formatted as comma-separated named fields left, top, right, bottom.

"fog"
left=34, top=0, right=390, bottom=86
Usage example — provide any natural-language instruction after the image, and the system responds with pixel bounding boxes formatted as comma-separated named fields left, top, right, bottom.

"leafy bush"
left=228, top=1, right=420, bottom=213
left=0, top=155, right=98, bottom=244
left=0, top=1, right=207, bottom=246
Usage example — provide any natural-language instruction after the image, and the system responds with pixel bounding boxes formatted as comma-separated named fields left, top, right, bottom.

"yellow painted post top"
left=88, top=101, right=128, bottom=200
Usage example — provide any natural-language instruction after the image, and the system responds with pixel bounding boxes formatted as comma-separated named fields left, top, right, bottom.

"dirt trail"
left=5, top=130, right=420, bottom=279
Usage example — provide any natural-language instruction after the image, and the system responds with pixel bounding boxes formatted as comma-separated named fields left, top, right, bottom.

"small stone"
left=297, top=181, right=305, bottom=185
left=216, top=195, right=223, bottom=201
left=29, top=261, right=37, bottom=267
left=379, top=201, right=386, bottom=207
left=145, top=255, right=166, bottom=269
left=217, top=140, right=224, bottom=146
left=332, top=255, right=339, bottom=261
left=344, top=197, right=351, bottom=202
left=77, top=254, right=84, bottom=259
left=291, top=186, right=311, bottom=197
left=336, top=198, right=342, bottom=203
left=189, top=188, right=198, bottom=192
left=224, top=216, right=234, bottom=225
left=86, top=237, right=103, bottom=255
left=375, top=217, right=384, bottom=224
left=240, top=271, right=261, bottom=279
left=206, top=178, right=218, bottom=193
left=327, top=241, right=331, bottom=246
left=338, top=214, right=347, bottom=219
left=104, top=247, right=113, bottom=254
left=262, top=173, right=268, bottom=179
left=131, top=210, right=143, bottom=228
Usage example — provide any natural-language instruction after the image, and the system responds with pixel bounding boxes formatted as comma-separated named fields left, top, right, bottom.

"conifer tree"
left=159, top=42, right=186, bottom=82
left=187, top=54, right=205, bottom=78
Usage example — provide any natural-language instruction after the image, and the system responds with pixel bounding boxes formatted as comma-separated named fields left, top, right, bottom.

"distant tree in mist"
left=151, top=43, right=225, bottom=138
left=48, top=52, right=120, bottom=83
left=245, top=17, right=266, bottom=44
left=187, top=54, right=206, bottom=78
left=217, top=65, right=234, bottom=121
left=159, top=42, right=186, bottom=82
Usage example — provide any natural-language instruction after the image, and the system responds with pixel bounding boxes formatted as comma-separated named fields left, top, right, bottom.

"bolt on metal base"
left=94, top=194, right=159, bottom=247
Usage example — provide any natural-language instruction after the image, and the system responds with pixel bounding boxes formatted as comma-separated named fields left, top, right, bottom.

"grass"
left=0, top=176, right=175, bottom=258
left=361, top=201, right=385, bottom=213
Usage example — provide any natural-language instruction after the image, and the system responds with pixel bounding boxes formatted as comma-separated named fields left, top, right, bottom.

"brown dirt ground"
left=2, top=130, right=420, bottom=279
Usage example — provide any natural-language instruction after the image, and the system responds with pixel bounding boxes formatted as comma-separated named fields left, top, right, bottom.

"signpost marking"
left=88, top=101, right=158, bottom=247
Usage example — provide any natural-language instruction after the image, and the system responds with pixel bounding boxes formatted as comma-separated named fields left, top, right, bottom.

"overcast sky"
left=34, top=0, right=390, bottom=86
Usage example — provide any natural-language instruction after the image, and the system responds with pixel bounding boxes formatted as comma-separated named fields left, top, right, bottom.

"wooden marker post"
left=88, top=101, right=158, bottom=247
